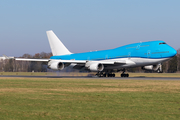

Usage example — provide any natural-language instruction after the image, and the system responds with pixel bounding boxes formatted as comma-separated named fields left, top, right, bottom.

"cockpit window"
left=159, top=42, right=166, bottom=45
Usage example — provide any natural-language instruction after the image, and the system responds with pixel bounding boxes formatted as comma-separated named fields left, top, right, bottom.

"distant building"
left=0, top=56, right=14, bottom=61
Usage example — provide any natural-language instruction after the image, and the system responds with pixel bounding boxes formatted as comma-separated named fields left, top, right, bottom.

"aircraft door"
left=132, top=42, right=141, bottom=58
left=128, top=52, right=131, bottom=59
left=136, top=42, right=142, bottom=50
left=147, top=50, right=151, bottom=58
left=105, top=55, right=108, bottom=59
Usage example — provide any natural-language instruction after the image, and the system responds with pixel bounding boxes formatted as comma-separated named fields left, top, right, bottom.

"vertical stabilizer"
left=46, top=30, right=72, bottom=56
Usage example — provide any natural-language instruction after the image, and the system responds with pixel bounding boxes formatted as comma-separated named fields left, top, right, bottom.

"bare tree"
left=177, top=49, right=180, bottom=72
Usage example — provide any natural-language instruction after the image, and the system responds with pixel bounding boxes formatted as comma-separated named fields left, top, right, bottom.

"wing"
left=15, top=58, right=87, bottom=63
left=15, top=58, right=49, bottom=62
left=15, top=58, right=127, bottom=64
left=15, top=58, right=135, bottom=71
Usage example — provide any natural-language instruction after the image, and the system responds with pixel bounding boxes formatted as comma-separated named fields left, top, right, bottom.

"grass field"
left=0, top=77, right=180, bottom=120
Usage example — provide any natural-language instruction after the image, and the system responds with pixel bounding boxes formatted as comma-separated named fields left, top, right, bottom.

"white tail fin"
left=46, top=30, right=72, bottom=56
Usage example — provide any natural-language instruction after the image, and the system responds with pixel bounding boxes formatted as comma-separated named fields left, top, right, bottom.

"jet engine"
left=142, top=64, right=162, bottom=72
left=48, top=61, right=65, bottom=70
left=85, top=62, right=104, bottom=72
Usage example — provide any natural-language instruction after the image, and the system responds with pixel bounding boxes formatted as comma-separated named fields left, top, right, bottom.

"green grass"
left=0, top=78, right=180, bottom=120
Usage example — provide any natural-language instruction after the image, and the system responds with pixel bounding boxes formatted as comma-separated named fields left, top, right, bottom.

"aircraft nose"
left=170, top=48, right=177, bottom=57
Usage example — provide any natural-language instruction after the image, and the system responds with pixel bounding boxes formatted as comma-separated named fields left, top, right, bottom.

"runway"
left=0, top=75, right=180, bottom=80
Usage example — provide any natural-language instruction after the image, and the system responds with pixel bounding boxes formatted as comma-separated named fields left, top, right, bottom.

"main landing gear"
left=121, top=73, right=129, bottom=77
left=96, top=72, right=115, bottom=77
left=95, top=69, right=129, bottom=77
left=120, top=69, right=129, bottom=77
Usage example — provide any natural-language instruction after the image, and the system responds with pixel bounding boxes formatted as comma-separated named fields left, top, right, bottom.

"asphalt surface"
left=0, top=75, right=180, bottom=80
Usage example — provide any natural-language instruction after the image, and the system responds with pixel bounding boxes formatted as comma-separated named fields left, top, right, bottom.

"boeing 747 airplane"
left=16, top=30, right=177, bottom=77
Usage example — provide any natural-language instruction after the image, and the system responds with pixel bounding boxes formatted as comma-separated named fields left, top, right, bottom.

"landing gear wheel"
left=121, top=74, right=129, bottom=77
left=107, top=74, right=115, bottom=77
left=108, top=74, right=111, bottom=77
left=121, top=74, right=124, bottom=77
left=113, top=74, right=115, bottom=77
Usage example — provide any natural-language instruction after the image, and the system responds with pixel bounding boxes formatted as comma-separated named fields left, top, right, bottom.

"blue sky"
left=0, top=0, right=180, bottom=56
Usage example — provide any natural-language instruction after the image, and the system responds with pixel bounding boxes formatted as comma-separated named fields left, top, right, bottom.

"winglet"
left=46, top=30, right=72, bottom=56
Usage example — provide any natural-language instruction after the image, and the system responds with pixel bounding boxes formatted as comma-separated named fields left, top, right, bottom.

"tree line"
left=0, top=52, right=52, bottom=72
left=1, top=49, right=180, bottom=73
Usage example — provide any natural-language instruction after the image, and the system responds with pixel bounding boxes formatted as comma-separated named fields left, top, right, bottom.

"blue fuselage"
left=50, top=41, right=176, bottom=61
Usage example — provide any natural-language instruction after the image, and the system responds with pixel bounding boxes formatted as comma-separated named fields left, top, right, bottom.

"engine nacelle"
left=48, top=61, right=64, bottom=70
left=85, top=62, right=104, bottom=72
left=142, top=64, right=162, bottom=72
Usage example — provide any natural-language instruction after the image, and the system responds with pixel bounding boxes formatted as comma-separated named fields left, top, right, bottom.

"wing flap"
left=50, top=59, right=86, bottom=63
left=114, top=60, right=126, bottom=64
left=49, top=60, right=115, bottom=64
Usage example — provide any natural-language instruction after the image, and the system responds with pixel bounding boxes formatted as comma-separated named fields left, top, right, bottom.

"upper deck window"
left=159, top=42, right=166, bottom=45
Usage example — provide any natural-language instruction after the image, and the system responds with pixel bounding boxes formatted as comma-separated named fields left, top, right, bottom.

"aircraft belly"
left=67, top=57, right=171, bottom=71
left=130, top=58, right=171, bottom=67
left=103, top=57, right=171, bottom=70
